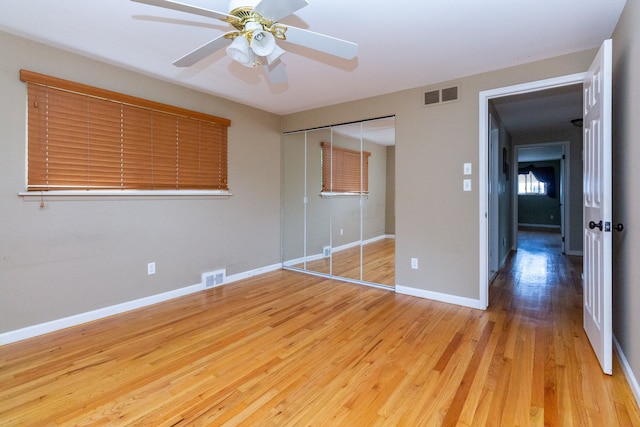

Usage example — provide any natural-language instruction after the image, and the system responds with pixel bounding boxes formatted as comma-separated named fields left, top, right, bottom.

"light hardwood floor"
left=1, top=230, right=639, bottom=425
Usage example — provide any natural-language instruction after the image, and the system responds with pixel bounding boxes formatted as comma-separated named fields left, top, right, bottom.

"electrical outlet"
left=411, top=258, right=418, bottom=269
left=340, top=228, right=344, bottom=236
left=147, top=262, right=156, bottom=275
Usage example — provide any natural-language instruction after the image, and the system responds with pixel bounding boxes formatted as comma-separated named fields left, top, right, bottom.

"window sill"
left=19, top=190, right=232, bottom=200
left=320, top=192, right=369, bottom=198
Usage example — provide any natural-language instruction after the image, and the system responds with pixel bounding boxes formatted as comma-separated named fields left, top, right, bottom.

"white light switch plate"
left=463, top=179, right=472, bottom=191
left=463, top=163, right=472, bottom=175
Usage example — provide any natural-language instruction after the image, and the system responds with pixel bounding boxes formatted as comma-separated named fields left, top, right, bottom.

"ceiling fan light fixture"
left=226, top=35, right=257, bottom=67
left=265, top=44, right=285, bottom=64
left=251, top=29, right=276, bottom=57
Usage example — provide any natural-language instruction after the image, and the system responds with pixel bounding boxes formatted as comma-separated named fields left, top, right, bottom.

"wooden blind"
left=21, top=70, right=230, bottom=191
left=321, top=142, right=371, bottom=193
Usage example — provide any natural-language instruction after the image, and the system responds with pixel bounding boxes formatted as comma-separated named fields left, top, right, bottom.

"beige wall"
left=612, top=0, right=640, bottom=400
left=0, top=32, right=282, bottom=333
left=282, top=50, right=596, bottom=301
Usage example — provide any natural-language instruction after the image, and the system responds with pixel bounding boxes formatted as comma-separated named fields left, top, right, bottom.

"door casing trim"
left=478, top=72, right=586, bottom=309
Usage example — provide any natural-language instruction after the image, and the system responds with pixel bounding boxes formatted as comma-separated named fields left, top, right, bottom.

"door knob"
left=589, top=220, right=603, bottom=231
left=613, top=223, right=624, bottom=232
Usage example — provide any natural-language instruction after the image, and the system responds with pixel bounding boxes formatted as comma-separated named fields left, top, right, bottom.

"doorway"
left=478, top=73, right=585, bottom=309
left=514, top=141, right=570, bottom=254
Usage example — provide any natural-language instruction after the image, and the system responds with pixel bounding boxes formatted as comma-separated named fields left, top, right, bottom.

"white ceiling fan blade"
left=173, top=33, right=232, bottom=67
left=253, top=0, right=309, bottom=22
left=283, top=26, right=358, bottom=60
left=131, top=0, right=234, bottom=22
left=265, top=59, right=288, bottom=84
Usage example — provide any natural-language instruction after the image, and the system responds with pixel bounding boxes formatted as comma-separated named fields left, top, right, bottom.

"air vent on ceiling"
left=422, top=84, right=460, bottom=107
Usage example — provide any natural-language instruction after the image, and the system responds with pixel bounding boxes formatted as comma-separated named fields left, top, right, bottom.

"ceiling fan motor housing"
left=228, top=7, right=257, bottom=30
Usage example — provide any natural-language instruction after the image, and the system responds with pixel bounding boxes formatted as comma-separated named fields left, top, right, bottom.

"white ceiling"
left=517, top=145, right=564, bottom=163
left=0, top=0, right=626, bottom=115
left=492, top=83, right=584, bottom=138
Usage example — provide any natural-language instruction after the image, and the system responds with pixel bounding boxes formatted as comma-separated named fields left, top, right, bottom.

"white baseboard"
left=0, top=262, right=283, bottom=346
left=332, top=240, right=361, bottom=253
left=225, top=263, right=282, bottom=284
left=331, top=234, right=393, bottom=253
left=364, top=234, right=395, bottom=244
left=614, top=335, right=640, bottom=408
left=283, top=253, right=325, bottom=267
left=0, top=284, right=202, bottom=346
left=395, top=285, right=484, bottom=310
left=500, top=251, right=510, bottom=269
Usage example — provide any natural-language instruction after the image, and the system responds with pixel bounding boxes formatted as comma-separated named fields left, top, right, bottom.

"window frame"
left=19, top=70, right=231, bottom=198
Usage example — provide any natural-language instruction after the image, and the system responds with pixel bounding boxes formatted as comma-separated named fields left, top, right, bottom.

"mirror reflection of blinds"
left=321, top=142, right=371, bottom=193
left=21, top=70, right=230, bottom=192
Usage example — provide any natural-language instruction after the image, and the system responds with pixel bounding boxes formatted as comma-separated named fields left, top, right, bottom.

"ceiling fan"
left=131, top=0, right=358, bottom=82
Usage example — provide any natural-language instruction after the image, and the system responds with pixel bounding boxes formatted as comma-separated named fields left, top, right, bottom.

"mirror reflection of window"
left=321, top=142, right=371, bottom=194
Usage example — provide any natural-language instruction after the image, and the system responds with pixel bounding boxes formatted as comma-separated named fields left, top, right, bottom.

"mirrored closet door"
left=282, top=117, right=396, bottom=288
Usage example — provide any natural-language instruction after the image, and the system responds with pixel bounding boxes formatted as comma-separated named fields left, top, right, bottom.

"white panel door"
left=583, top=39, right=613, bottom=375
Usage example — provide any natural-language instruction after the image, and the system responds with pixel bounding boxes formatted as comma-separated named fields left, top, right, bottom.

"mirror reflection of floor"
left=294, top=238, right=395, bottom=287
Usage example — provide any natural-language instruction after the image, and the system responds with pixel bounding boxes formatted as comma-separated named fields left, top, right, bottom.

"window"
left=518, top=171, right=547, bottom=195
left=21, top=70, right=230, bottom=193
left=321, top=142, right=371, bottom=194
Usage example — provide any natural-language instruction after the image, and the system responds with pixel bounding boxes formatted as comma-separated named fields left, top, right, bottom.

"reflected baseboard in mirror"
left=288, top=237, right=395, bottom=287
